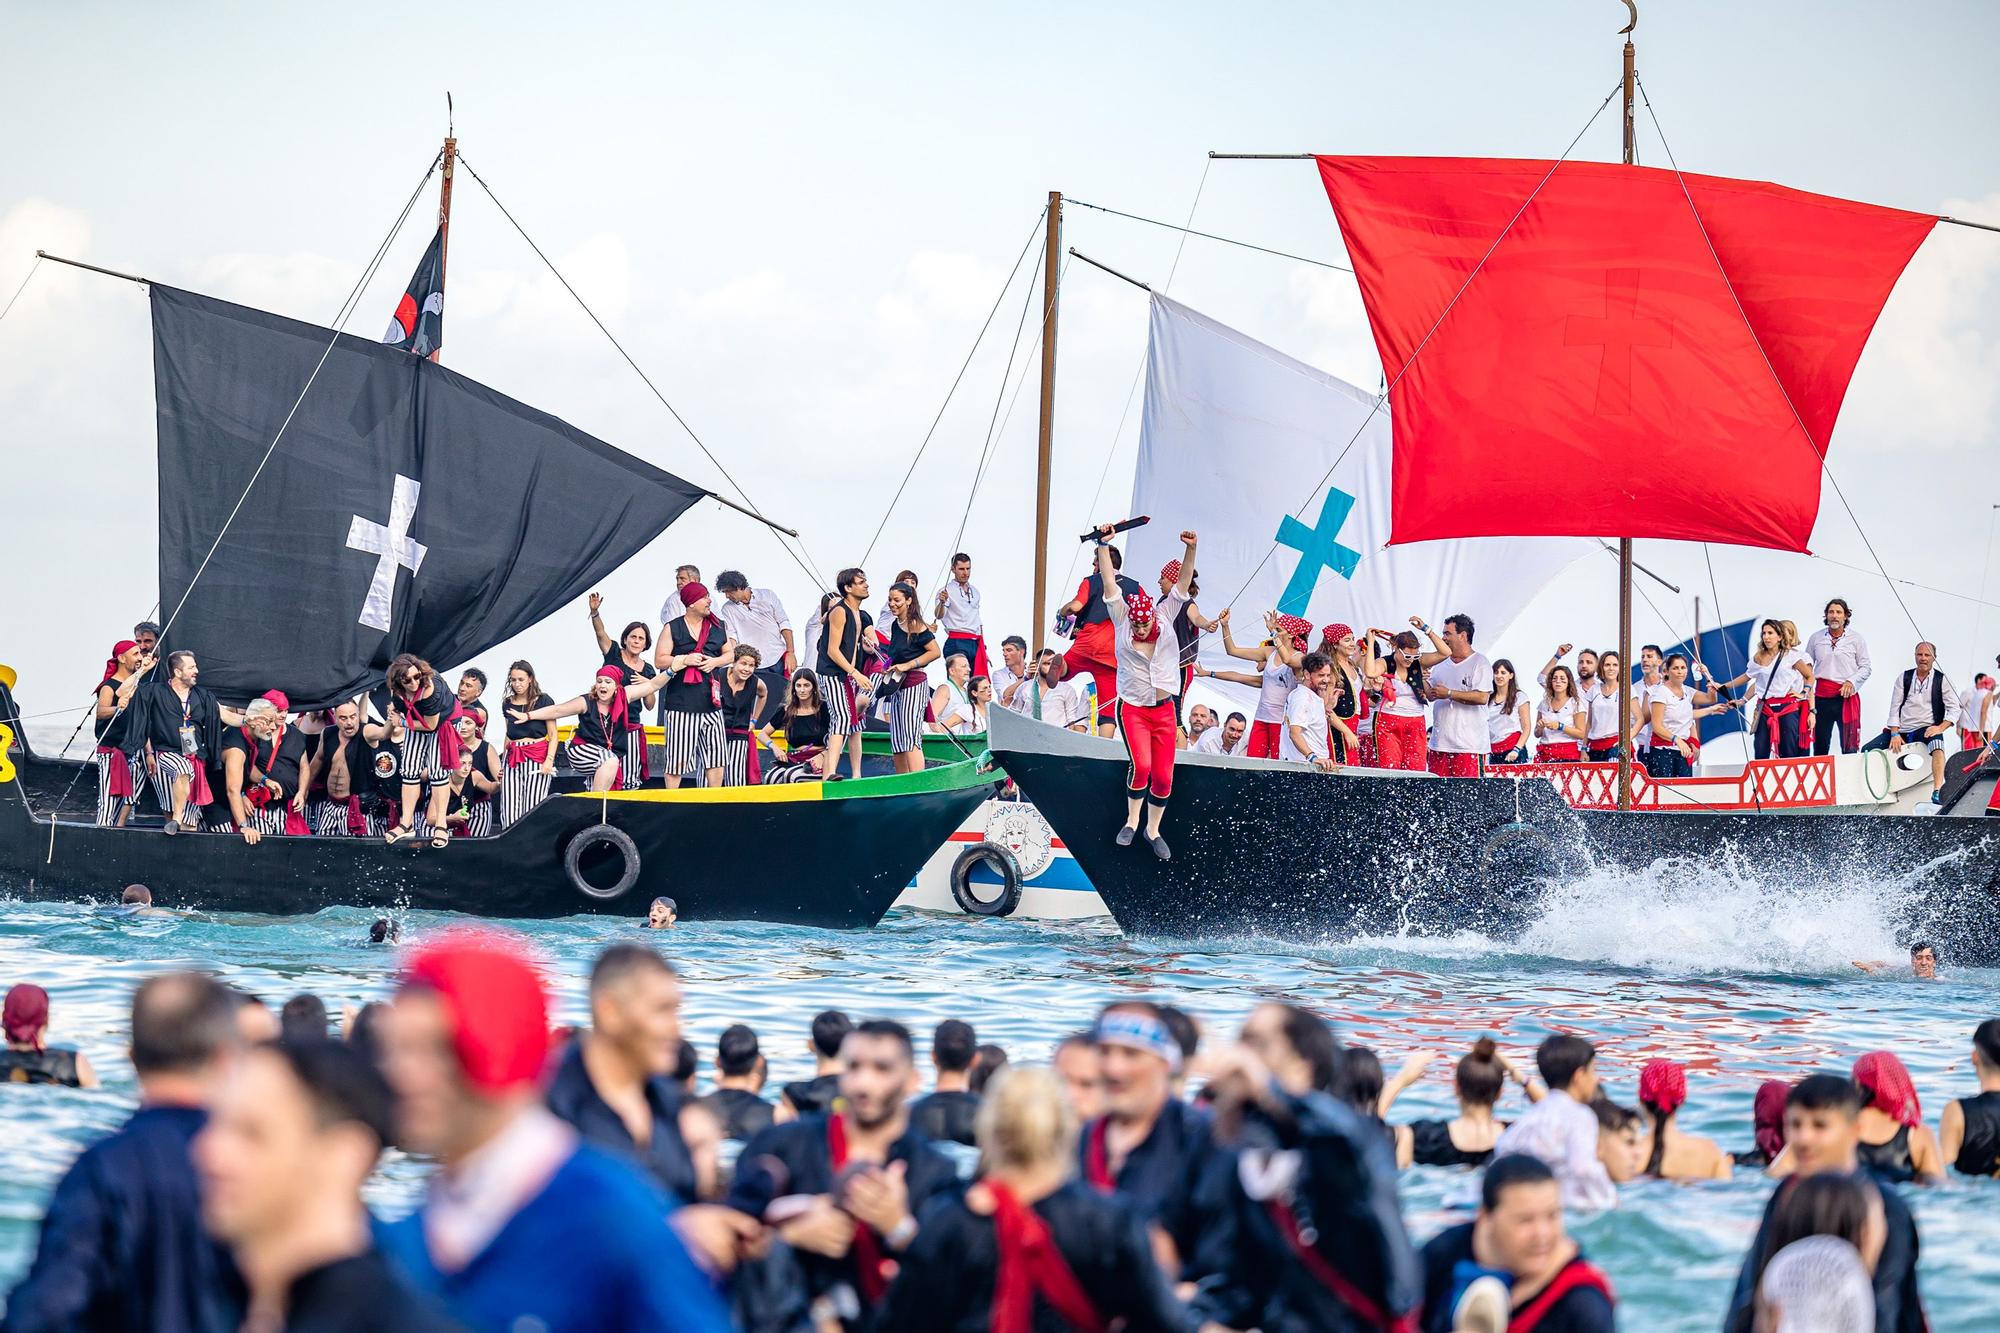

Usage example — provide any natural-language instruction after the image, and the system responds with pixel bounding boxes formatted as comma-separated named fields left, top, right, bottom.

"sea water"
left=0, top=864, right=1994, bottom=1329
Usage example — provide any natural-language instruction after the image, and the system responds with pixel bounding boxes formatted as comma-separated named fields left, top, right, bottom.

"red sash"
left=1083, top=1119, right=1115, bottom=1193
left=825, top=1113, right=891, bottom=1305
left=1264, top=1199, right=1416, bottom=1333
left=1759, top=695, right=1806, bottom=752
left=1508, top=1258, right=1615, bottom=1332
left=505, top=739, right=550, bottom=768
left=153, top=745, right=216, bottom=806
left=343, top=794, right=370, bottom=837
left=1536, top=741, right=1582, bottom=763
left=1814, top=677, right=1862, bottom=733
left=725, top=728, right=762, bottom=783
left=95, top=746, right=134, bottom=798
left=1648, top=731, right=1700, bottom=756
left=987, top=1181, right=1106, bottom=1333
left=1490, top=732, right=1521, bottom=757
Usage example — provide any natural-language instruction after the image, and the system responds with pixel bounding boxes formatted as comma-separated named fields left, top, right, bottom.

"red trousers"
left=1428, top=750, right=1480, bottom=778
left=1374, top=712, right=1428, bottom=771
left=1116, top=698, right=1178, bottom=800
left=1248, top=719, right=1283, bottom=759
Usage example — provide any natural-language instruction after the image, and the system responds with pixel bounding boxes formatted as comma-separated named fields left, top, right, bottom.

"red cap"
left=400, top=930, right=550, bottom=1094
left=678, top=581, right=710, bottom=607
left=2, top=983, right=49, bottom=1050
left=261, top=690, right=290, bottom=714
left=1638, top=1059, right=1687, bottom=1116
left=1853, top=1051, right=1922, bottom=1127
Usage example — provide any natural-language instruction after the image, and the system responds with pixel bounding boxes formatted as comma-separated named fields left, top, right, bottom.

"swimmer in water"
left=1852, top=940, right=1939, bottom=979
left=115, top=884, right=178, bottom=918
left=368, top=918, right=400, bottom=945
left=645, top=896, right=678, bottom=930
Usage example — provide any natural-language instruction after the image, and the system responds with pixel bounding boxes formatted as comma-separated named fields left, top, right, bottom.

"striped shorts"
left=95, top=751, right=147, bottom=827
left=243, top=802, right=289, bottom=836
left=568, top=740, right=624, bottom=786
left=621, top=729, right=648, bottom=789
left=148, top=750, right=199, bottom=827
left=661, top=710, right=725, bottom=776
left=723, top=735, right=751, bottom=787
left=818, top=672, right=858, bottom=734
left=458, top=802, right=495, bottom=838
left=499, top=763, right=551, bottom=828
left=873, top=673, right=928, bottom=753
left=399, top=727, right=450, bottom=784
left=310, top=799, right=354, bottom=837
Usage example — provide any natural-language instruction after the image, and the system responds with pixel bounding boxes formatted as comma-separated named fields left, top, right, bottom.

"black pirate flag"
left=382, top=226, right=445, bottom=358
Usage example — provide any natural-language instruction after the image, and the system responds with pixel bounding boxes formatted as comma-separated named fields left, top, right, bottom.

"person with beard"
left=322, top=701, right=404, bottom=838
left=991, top=635, right=1031, bottom=713
left=377, top=930, right=731, bottom=1333
left=1806, top=597, right=1871, bottom=755
left=6, top=973, right=245, bottom=1333
left=195, top=1039, right=466, bottom=1332
left=1417, top=1155, right=1615, bottom=1333
left=727, top=1020, right=959, bottom=1332
left=876, top=1067, right=1192, bottom=1333
left=509, top=665, right=672, bottom=793
left=126, top=650, right=244, bottom=835
left=1095, top=526, right=1198, bottom=856
left=220, top=696, right=311, bottom=844
left=909, top=1019, right=982, bottom=1147
left=1201, top=1002, right=1420, bottom=1333
left=700, top=1024, right=776, bottom=1143
left=780, top=1009, right=853, bottom=1119
left=1020, top=648, right=1089, bottom=731
left=305, top=702, right=362, bottom=837
left=1722, top=1074, right=1926, bottom=1333
left=1079, top=1002, right=1238, bottom=1319
left=93, top=638, right=154, bottom=826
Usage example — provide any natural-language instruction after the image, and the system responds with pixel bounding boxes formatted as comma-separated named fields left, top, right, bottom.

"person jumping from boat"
left=816, top=567, right=875, bottom=780
left=219, top=695, right=309, bottom=844
left=1719, top=620, right=1815, bottom=761
left=656, top=579, right=734, bottom=789
left=510, top=664, right=673, bottom=793
left=870, top=580, right=944, bottom=775
left=498, top=661, right=557, bottom=828
left=1212, top=609, right=1309, bottom=759
left=126, top=650, right=245, bottom=835
left=1645, top=654, right=1730, bottom=779
left=1415, top=613, right=1493, bottom=779
left=93, top=639, right=154, bottom=827
left=1877, top=640, right=1960, bottom=803
left=1058, top=548, right=1145, bottom=736
left=1094, top=525, right=1196, bottom=858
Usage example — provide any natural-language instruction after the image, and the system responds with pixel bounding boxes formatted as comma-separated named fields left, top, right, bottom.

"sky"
left=3, top=1, right=1997, bottom=753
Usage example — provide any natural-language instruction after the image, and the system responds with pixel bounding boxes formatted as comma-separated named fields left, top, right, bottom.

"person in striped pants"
left=511, top=665, right=673, bottom=793
left=499, top=661, right=558, bottom=828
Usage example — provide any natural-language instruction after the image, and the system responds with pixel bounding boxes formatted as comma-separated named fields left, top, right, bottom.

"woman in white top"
left=1718, top=619, right=1816, bottom=760
left=1534, top=664, right=1588, bottom=763
left=931, top=653, right=980, bottom=735
left=1487, top=658, right=1532, bottom=765
left=1646, top=652, right=1729, bottom=778
left=1584, top=649, right=1624, bottom=761
left=1536, top=645, right=1600, bottom=701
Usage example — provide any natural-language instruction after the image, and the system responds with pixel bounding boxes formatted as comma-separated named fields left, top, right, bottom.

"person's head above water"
left=646, top=897, right=677, bottom=930
left=121, top=883, right=153, bottom=907
left=1475, top=1155, right=1568, bottom=1282
left=1784, top=1074, right=1863, bottom=1176
left=1535, top=1033, right=1598, bottom=1100
left=1974, top=1019, right=2000, bottom=1082
left=1908, top=941, right=1938, bottom=980
left=368, top=918, right=399, bottom=945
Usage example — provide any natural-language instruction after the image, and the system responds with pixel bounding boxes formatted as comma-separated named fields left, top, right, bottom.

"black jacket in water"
left=874, top=1179, right=1195, bottom=1333
left=1418, top=1223, right=1613, bottom=1333
left=4, top=1104, right=243, bottom=1333
left=1722, top=1168, right=1924, bottom=1333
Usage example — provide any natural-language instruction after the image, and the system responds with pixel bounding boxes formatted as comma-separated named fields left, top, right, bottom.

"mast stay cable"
left=1063, top=197, right=1351, bottom=272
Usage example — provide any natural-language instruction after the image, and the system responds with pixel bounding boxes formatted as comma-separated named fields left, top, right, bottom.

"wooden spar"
left=1616, top=2, right=1638, bottom=810
left=1031, top=192, right=1062, bottom=657
left=432, top=124, right=457, bottom=367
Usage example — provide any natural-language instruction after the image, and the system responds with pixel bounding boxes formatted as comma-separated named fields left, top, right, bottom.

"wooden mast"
left=432, top=94, right=456, bottom=366
left=1031, top=192, right=1063, bottom=656
left=1615, top=4, right=1638, bottom=809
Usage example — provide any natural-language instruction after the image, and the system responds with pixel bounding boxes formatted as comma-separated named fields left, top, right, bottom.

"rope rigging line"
left=859, top=206, right=1047, bottom=568
left=1063, top=197, right=1351, bottom=273
left=1634, top=76, right=1924, bottom=644
left=0, top=253, right=43, bottom=328
left=1220, top=81, right=1624, bottom=613
left=1056, top=157, right=1215, bottom=608
left=454, top=152, right=828, bottom=593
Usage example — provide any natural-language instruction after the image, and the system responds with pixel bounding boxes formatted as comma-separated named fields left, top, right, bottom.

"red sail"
left=1316, top=156, right=1935, bottom=551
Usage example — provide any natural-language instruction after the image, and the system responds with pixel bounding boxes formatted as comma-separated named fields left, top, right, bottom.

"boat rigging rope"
left=1219, top=82, right=1624, bottom=614
left=859, top=207, right=1047, bottom=568
left=1635, top=76, right=1924, bottom=643
left=1063, top=197, right=1351, bottom=273
left=35, top=151, right=445, bottom=845
left=454, top=153, right=829, bottom=593
left=0, top=254, right=43, bottom=328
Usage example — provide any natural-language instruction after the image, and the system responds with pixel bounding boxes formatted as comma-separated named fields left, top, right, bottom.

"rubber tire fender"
left=565, top=825, right=643, bottom=903
left=950, top=842, right=1024, bottom=917
left=1478, top=821, right=1557, bottom=898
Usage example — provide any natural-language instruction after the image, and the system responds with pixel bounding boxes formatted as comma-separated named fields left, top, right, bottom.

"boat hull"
left=896, top=797, right=1106, bottom=919
left=989, top=706, right=2000, bottom=963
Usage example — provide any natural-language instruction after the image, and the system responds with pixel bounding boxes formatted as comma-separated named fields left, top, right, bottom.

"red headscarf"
left=1638, top=1060, right=1688, bottom=1116
left=260, top=690, right=290, bottom=715
left=103, top=640, right=138, bottom=681
left=1124, top=589, right=1158, bottom=640
left=593, top=665, right=631, bottom=731
left=1321, top=623, right=1354, bottom=653
left=678, top=580, right=710, bottom=608
left=1158, top=559, right=1182, bottom=587
left=400, top=930, right=550, bottom=1093
left=3, top=983, right=51, bottom=1050
left=1853, top=1051, right=1922, bottom=1127
left=1274, top=613, right=1313, bottom=652
left=1753, top=1079, right=1790, bottom=1162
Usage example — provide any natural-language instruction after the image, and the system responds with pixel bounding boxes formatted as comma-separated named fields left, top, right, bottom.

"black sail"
left=151, top=284, right=708, bottom=709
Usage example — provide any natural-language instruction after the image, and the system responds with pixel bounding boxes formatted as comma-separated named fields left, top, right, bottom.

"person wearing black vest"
left=219, top=697, right=309, bottom=844
left=0, top=983, right=99, bottom=1088
left=508, top=664, right=673, bottom=792
left=727, top=1020, right=958, bottom=1332
left=445, top=706, right=502, bottom=837
left=1941, top=1018, right=2000, bottom=1177
left=815, top=567, right=876, bottom=781
left=126, top=650, right=243, bottom=835
left=1418, top=1155, right=1613, bottom=1333
left=498, top=661, right=559, bottom=828
left=654, top=580, right=735, bottom=789
left=699, top=1023, right=776, bottom=1143
left=93, top=639, right=154, bottom=827
left=1875, top=640, right=1960, bottom=803
left=589, top=592, right=665, bottom=727
left=909, top=1019, right=982, bottom=1148
left=715, top=647, right=769, bottom=787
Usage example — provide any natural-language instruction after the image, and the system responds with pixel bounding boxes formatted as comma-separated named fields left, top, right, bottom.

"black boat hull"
left=989, top=706, right=2000, bottom=964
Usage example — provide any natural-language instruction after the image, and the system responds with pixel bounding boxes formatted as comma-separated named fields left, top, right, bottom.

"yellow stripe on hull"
left=564, top=783, right=825, bottom=806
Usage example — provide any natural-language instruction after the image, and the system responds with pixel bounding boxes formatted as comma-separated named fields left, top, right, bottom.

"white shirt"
left=658, top=589, right=688, bottom=623
left=1650, top=681, right=1698, bottom=741
left=1255, top=662, right=1298, bottom=723
left=1744, top=648, right=1810, bottom=704
left=935, top=681, right=979, bottom=734
left=1536, top=694, right=1584, bottom=745
left=937, top=580, right=982, bottom=636
left=1487, top=696, right=1526, bottom=744
left=716, top=588, right=792, bottom=663
left=1585, top=688, right=1623, bottom=743
left=1886, top=668, right=1962, bottom=732
left=1279, top=684, right=1331, bottom=763
left=1107, top=589, right=1188, bottom=707
left=1428, top=651, right=1494, bottom=755
left=1804, top=625, right=1871, bottom=689
left=991, top=662, right=1028, bottom=712
left=1378, top=664, right=1427, bottom=718
left=1963, top=687, right=1990, bottom=735
left=1021, top=677, right=1086, bottom=730
left=1493, top=1090, right=1618, bottom=1213
left=1193, top=726, right=1247, bottom=756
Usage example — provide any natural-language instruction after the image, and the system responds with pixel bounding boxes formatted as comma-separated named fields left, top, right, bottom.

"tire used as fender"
left=564, top=825, right=642, bottom=902
left=950, top=842, right=1023, bottom=917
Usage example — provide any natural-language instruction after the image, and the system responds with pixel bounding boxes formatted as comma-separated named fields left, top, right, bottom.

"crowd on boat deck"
left=6, top=926, right=1992, bottom=1333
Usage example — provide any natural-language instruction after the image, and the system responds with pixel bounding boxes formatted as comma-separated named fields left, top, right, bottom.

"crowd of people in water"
left=75, top=529, right=1998, bottom=846
left=2, top=923, right=1989, bottom=1332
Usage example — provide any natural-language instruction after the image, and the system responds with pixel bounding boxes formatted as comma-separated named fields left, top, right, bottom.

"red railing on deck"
left=1492, top=756, right=1837, bottom=811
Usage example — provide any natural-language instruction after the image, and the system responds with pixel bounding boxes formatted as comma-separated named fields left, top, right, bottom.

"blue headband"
left=1094, top=1010, right=1181, bottom=1072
